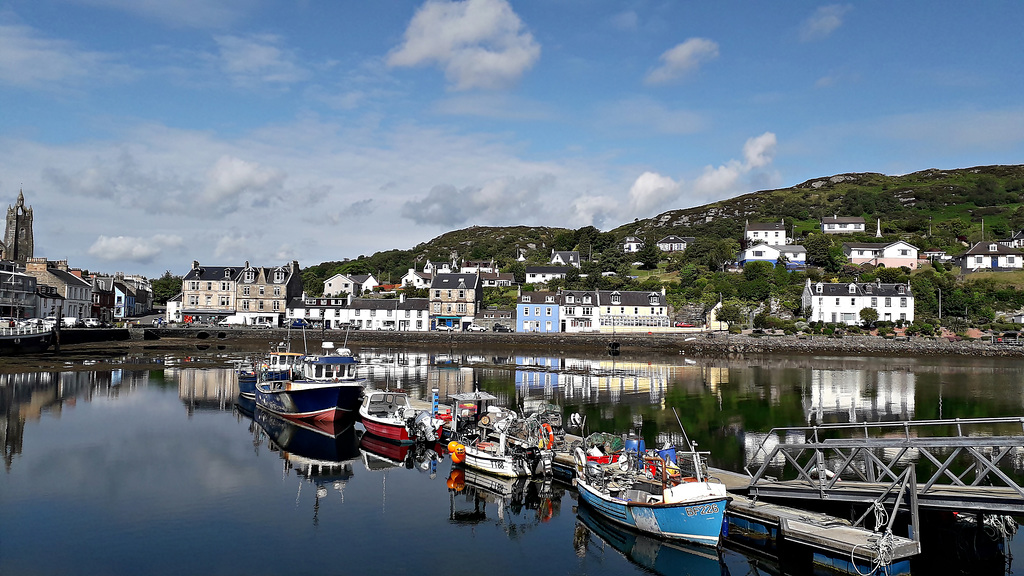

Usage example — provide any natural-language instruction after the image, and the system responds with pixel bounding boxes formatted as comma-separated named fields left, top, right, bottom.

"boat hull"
left=0, top=329, right=54, bottom=354
left=360, top=414, right=413, bottom=444
left=237, top=373, right=257, bottom=398
left=575, top=478, right=728, bottom=547
left=255, top=380, right=363, bottom=422
left=462, top=444, right=552, bottom=478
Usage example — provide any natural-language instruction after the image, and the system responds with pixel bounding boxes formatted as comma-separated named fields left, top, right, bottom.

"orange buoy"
left=447, top=440, right=460, bottom=454
left=446, top=469, right=465, bottom=491
left=451, top=443, right=466, bottom=464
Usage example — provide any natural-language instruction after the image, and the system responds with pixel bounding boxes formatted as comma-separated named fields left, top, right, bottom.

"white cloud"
left=88, top=234, right=183, bottom=264
left=693, top=132, right=777, bottom=197
left=203, top=155, right=286, bottom=211
left=387, top=0, right=541, bottom=91
left=800, top=5, right=851, bottom=42
left=628, top=172, right=682, bottom=216
left=645, top=38, right=719, bottom=85
left=401, top=174, right=557, bottom=226
left=215, top=34, right=309, bottom=87
left=0, top=22, right=130, bottom=90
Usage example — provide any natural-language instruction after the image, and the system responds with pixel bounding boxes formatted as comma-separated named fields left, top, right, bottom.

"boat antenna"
left=671, top=407, right=694, bottom=451
left=343, top=325, right=350, bottom=349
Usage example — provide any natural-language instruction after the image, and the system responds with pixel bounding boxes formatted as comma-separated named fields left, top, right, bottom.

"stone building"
left=2, top=190, right=34, bottom=264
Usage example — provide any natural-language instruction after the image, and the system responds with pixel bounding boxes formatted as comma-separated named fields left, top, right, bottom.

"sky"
left=1, top=1, right=1023, bottom=279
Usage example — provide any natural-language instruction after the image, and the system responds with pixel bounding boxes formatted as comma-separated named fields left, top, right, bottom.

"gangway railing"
left=744, top=417, right=1024, bottom=513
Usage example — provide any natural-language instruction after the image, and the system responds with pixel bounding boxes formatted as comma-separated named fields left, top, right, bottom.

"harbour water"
left=3, top=347, right=1024, bottom=575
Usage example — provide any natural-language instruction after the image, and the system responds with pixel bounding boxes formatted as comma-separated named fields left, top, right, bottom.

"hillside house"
left=744, top=221, right=788, bottom=246
left=550, top=250, right=581, bottom=267
left=656, top=235, right=696, bottom=252
left=738, top=244, right=807, bottom=269
left=957, top=242, right=1024, bottom=272
left=843, top=241, right=919, bottom=270
left=821, top=216, right=866, bottom=234
left=622, top=236, right=644, bottom=253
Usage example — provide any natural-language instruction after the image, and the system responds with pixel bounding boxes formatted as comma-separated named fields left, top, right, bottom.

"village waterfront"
left=4, top=341, right=1024, bottom=576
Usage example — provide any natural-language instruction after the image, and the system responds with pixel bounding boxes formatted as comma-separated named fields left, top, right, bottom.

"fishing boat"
left=234, top=358, right=259, bottom=398
left=262, top=343, right=304, bottom=381
left=254, top=342, right=365, bottom=423
left=575, top=501, right=726, bottom=576
left=0, top=323, right=54, bottom=354
left=358, top=389, right=445, bottom=444
left=573, top=445, right=730, bottom=547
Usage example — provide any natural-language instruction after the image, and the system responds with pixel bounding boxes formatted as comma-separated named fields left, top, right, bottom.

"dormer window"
left=522, top=296, right=531, bottom=303
left=566, top=295, right=574, bottom=304
left=649, top=293, right=659, bottom=305
left=224, top=270, right=232, bottom=279
left=611, top=292, right=621, bottom=305
left=244, top=270, right=255, bottom=283
left=897, top=285, right=905, bottom=294
left=583, top=296, right=591, bottom=304
left=848, top=284, right=856, bottom=294
left=815, top=283, right=822, bottom=294
left=545, top=296, right=554, bottom=303
left=989, top=244, right=998, bottom=252
left=274, top=270, right=285, bottom=283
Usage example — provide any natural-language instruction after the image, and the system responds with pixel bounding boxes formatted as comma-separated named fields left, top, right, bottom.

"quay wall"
left=132, top=327, right=1024, bottom=358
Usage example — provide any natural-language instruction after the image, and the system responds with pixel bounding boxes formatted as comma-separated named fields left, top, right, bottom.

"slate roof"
left=808, top=282, right=912, bottom=297
left=962, top=242, right=1023, bottom=256
left=552, top=251, right=580, bottom=264
left=822, top=216, right=866, bottom=225
left=596, top=290, right=666, bottom=306
left=183, top=265, right=242, bottom=281
left=525, top=266, right=569, bottom=274
left=745, top=222, right=786, bottom=231
left=430, top=273, right=480, bottom=290
left=518, top=291, right=559, bottom=305
left=657, top=235, right=696, bottom=244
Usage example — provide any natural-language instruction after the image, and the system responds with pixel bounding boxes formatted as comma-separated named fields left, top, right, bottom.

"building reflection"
left=805, top=368, right=916, bottom=424
left=175, top=367, right=237, bottom=415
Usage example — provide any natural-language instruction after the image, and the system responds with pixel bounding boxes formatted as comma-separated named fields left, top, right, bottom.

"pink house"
left=843, top=241, right=919, bottom=270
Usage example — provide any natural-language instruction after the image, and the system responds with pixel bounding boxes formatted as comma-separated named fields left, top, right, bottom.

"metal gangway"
left=744, top=417, right=1024, bottom=514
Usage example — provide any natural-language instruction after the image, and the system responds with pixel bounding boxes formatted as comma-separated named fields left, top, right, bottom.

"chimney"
left=400, top=292, right=406, bottom=303
left=192, top=260, right=200, bottom=270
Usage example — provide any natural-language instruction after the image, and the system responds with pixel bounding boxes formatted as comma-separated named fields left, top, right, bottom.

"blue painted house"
left=516, top=291, right=560, bottom=333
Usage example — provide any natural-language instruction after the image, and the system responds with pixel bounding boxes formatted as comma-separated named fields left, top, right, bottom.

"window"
left=370, top=309, right=376, bottom=317
left=273, top=301, right=280, bottom=311
left=219, top=295, right=230, bottom=306
left=522, top=296, right=531, bottom=303
left=274, top=270, right=284, bottom=282
left=188, top=295, right=199, bottom=306
left=433, top=303, right=440, bottom=313
left=583, top=296, right=591, bottom=304
left=258, top=286, right=265, bottom=296
left=1010, top=256, right=1017, bottom=264
left=900, top=249, right=909, bottom=256
left=221, top=281, right=230, bottom=291
left=242, top=300, right=249, bottom=310
left=583, top=307, right=592, bottom=315
left=457, top=303, right=466, bottom=314
left=884, top=297, right=892, bottom=307
left=205, top=295, right=212, bottom=306
left=523, top=307, right=529, bottom=316
left=434, top=290, right=440, bottom=298
left=851, top=298, right=855, bottom=306
left=546, top=308, right=552, bottom=316
left=242, top=286, right=249, bottom=296
left=566, top=307, right=575, bottom=316
left=274, top=286, right=281, bottom=296
left=900, top=313, right=906, bottom=321
left=545, top=321, right=552, bottom=331
left=355, top=309, right=361, bottom=316
left=244, top=270, right=255, bottom=282
left=871, top=297, right=877, bottom=307
left=566, top=295, right=575, bottom=304
left=976, top=256, right=984, bottom=264
left=611, top=293, right=621, bottom=305
left=206, top=282, right=213, bottom=290
left=447, top=290, right=452, bottom=298
left=459, top=290, right=465, bottom=298
left=190, top=281, right=199, bottom=290
left=900, top=297, right=907, bottom=308
left=753, top=251, right=763, bottom=257
left=258, top=301, right=264, bottom=310
left=535, top=307, right=540, bottom=316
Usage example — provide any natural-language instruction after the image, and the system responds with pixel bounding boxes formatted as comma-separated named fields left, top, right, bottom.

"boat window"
left=385, top=394, right=394, bottom=403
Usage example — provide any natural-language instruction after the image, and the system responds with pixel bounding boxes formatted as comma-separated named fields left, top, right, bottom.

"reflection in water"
left=176, top=367, right=237, bottom=415
left=806, top=368, right=915, bottom=424
left=447, top=466, right=563, bottom=537
left=252, top=407, right=360, bottom=525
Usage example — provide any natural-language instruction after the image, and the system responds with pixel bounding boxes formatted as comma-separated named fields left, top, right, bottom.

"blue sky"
left=1, top=1, right=1022, bottom=278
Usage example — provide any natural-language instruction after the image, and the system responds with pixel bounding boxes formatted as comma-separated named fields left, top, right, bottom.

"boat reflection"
left=574, top=503, right=729, bottom=576
left=358, top=432, right=442, bottom=477
left=255, top=407, right=360, bottom=524
left=447, top=467, right=563, bottom=534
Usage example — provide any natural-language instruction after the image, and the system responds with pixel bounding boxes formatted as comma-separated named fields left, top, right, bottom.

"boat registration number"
left=685, top=503, right=719, bottom=516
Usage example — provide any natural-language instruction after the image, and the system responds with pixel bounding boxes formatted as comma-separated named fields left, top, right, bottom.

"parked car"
left=83, top=318, right=102, bottom=328
left=435, top=324, right=455, bottom=332
left=493, top=324, right=512, bottom=333
left=675, top=322, right=695, bottom=327
left=290, top=319, right=310, bottom=328
left=467, top=324, right=487, bottom=332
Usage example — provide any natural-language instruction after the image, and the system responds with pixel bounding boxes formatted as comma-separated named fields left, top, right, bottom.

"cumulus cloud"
left=800, top=5, right=851, bottom=42
left=401, top=174, right=556, bottom=226
left=0, top=22, right=130, bottom=90
left=628, top=172, right=682, bottom=216
left=215, top=34, right=309, bottom=87
left=88, top=234, right=184, bottom=263
left=693, top=132, right=777, bottom=197
left=645, top=38, right=719, bottom=85
left=387, top=0, right=541, bottom=90
left=202, top=155, right=285, bottom=211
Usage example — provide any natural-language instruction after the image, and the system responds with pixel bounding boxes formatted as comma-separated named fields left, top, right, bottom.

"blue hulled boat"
left=235, top=359, right=258, bottom=398
left=573, top=446, right=730, bottom=547
left=255, top=342, right=365, bottom=424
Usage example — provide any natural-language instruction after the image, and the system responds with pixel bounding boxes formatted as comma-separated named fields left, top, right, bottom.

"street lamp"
left=937, top=287, right=942, bottom=319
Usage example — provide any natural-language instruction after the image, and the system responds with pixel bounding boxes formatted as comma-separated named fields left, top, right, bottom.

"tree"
left=506, top=260, right=526, bottom=284
left=564, top=266, right=581, bottom=285
left=859, top=307, right=879, bottom=327
left=151, top=271, right=183, bottom=305
left=636, top=241, right=662, bottom=270
left=716, top=302, right=743, bottom=326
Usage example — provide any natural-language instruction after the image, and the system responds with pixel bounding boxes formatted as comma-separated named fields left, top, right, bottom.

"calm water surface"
left=3, top=347, right=1024, bottom=575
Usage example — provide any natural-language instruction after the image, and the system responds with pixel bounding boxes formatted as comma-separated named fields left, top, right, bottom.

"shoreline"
left=131, top=327, right=1024, bottom=358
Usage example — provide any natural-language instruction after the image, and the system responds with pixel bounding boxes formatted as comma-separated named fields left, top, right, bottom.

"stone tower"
left=3, top=190, right=34, bottom=264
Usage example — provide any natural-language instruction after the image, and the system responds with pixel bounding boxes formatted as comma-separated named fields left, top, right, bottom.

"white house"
left=843, top=241, right=920, bottom=270
left=744, top=221, right=788, bottom=246
left=622, top=236, right=644, bottom=253
left=560, top=290, right=600, bottom=333
left=738, top=244, right=807, bottom=269
left=997, top=231, right=1024, bottom=249
left=551, top=250, right=581, bottom=267
left=821, top=215, right=866, bottom=234
left=287, top=293, right=430, bottom=331
left=656, top=236, right=696, bottom=252
left=480, top=271, right=515, bottom=287
left=525, top=266, right=569, bottom=284
left=801, top=279, right=914, bottom=325
left=400, top=268, right=432, bottom=289
left=323, top=273, right=377, bottom=296
left=460, top=260, right=496, bottom=274
left=958, top=242, right=1024, bottom=272
left=596, top=289, right=671, bottom=333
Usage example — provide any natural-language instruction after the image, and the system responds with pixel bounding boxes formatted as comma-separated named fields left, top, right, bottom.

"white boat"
left=461, top=437, right=553, bottom=478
